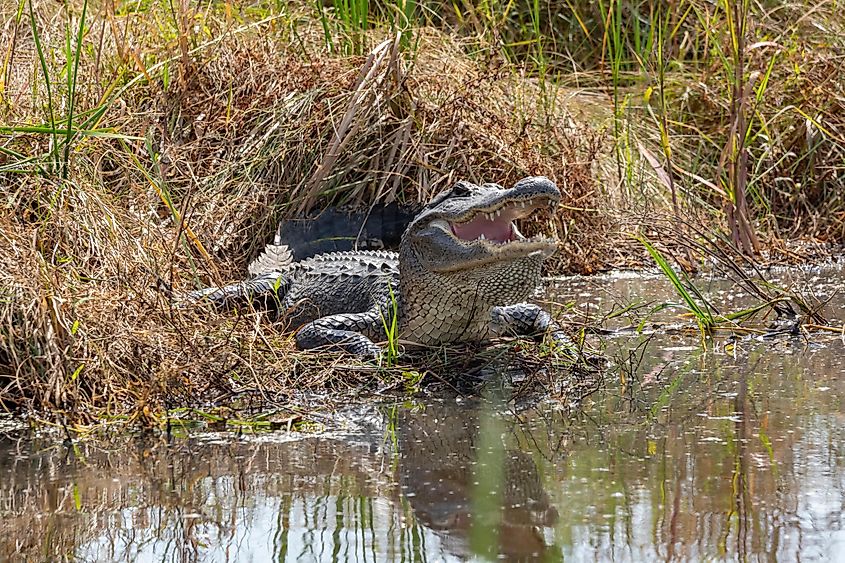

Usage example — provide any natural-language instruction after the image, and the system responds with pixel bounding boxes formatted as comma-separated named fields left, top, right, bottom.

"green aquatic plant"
left=638, top=234, right=716, bottom=334
left=636, top=232, right=802, bottom=336
left=379, top=282, right=400, bottom=367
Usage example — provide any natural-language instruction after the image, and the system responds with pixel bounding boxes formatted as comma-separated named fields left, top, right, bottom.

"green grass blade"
left=0, top=125, right=142, bottom=140
left=28, top=0, right=57, bottom=174
left=63, top=0, right=87, bottom=179
left=637, top=234, right=714, bottom=330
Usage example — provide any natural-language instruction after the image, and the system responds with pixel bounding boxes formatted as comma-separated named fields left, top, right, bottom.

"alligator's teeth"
left=520, top=201, right=526, bottom=208
left=486, top=213, right=495, bottom=221
left=479, top=233, right=486, bottom=240
left=495, top=209, right=502, bottom=217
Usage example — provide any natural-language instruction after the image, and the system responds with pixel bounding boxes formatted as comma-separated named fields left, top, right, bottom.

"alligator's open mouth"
left=441, top=196, right=557, bottom=244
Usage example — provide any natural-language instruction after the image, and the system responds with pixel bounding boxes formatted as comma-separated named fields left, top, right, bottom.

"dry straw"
left=0, top=6, right=608, bottom=425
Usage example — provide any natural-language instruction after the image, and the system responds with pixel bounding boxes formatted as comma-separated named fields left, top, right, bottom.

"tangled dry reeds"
left=0, top=5, right=610, bottom=424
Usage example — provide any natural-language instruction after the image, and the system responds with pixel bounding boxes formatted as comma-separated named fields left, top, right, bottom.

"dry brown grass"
left=0, top=4, right=610, bottom=425
left=118, top=28, right=616, bottom=274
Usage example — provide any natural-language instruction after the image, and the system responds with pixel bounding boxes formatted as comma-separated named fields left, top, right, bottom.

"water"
left=2, top=268, right=844, bottom=562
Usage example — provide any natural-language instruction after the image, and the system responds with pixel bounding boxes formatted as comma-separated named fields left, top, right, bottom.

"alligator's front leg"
left=295, top=308, right=389, bottom=358
left=490, top=303, right=578, bottom=359
left=185, top=272, right=291, bottom=312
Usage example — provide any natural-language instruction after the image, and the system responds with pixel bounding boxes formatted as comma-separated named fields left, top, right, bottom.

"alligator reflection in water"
left=0, top=400, right=561, bottom=562
left=397, top=401, right=559, bottom=560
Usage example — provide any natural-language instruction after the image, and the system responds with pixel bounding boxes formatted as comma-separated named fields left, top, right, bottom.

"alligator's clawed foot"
left=357, top=343, right=384, bottom=360
left=155, top=278, right=198, bottom=311
left=169, top=288, right=229, bottom=313
left=174, top=287, right=217, bottom=309
left=295, top=322, right=385, bottom=359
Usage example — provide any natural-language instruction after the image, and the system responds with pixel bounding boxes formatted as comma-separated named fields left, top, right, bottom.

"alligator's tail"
left=182, top=272, right=292, bottom=313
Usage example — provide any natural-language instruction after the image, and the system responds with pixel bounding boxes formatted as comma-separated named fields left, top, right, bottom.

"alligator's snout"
left=412, top=176, right=560, bottom=261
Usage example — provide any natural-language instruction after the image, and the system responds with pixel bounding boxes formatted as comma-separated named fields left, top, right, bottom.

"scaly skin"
left=186, top=176, right=577, bottom=358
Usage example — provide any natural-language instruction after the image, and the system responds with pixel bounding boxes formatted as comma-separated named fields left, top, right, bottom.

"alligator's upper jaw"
left=433, top=195, right=557, bottom=247
left=447, top=195, right=555, bottom=243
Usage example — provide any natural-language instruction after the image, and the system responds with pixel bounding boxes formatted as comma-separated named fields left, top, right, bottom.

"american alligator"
left=187, top=176, right=575, bottom=357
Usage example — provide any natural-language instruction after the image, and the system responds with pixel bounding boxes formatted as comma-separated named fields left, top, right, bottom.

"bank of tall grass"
left=0, top=0, right=842, bottom=425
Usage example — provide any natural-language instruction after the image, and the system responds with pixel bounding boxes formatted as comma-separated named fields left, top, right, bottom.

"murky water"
left=2, top=267, right=844, bottom=562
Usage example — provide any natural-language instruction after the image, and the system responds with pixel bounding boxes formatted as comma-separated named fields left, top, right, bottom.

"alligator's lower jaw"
left=492, top=237, right=558, bottom=258
left=433, top=237, right=558, bottom=273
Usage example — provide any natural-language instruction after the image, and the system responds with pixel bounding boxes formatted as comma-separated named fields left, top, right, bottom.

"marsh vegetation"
left=1, top=1, right=843, bottom=426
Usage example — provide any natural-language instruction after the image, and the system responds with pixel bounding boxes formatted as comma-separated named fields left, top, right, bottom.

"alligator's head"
left=400, top=176, right=561, bottom=308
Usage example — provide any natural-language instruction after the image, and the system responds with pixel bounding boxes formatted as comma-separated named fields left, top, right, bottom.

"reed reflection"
left=0, top=332, right=844, bottom=562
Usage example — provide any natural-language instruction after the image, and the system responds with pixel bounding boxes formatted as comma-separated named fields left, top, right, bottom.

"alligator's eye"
left=450, top=182, right=472, bottom=197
